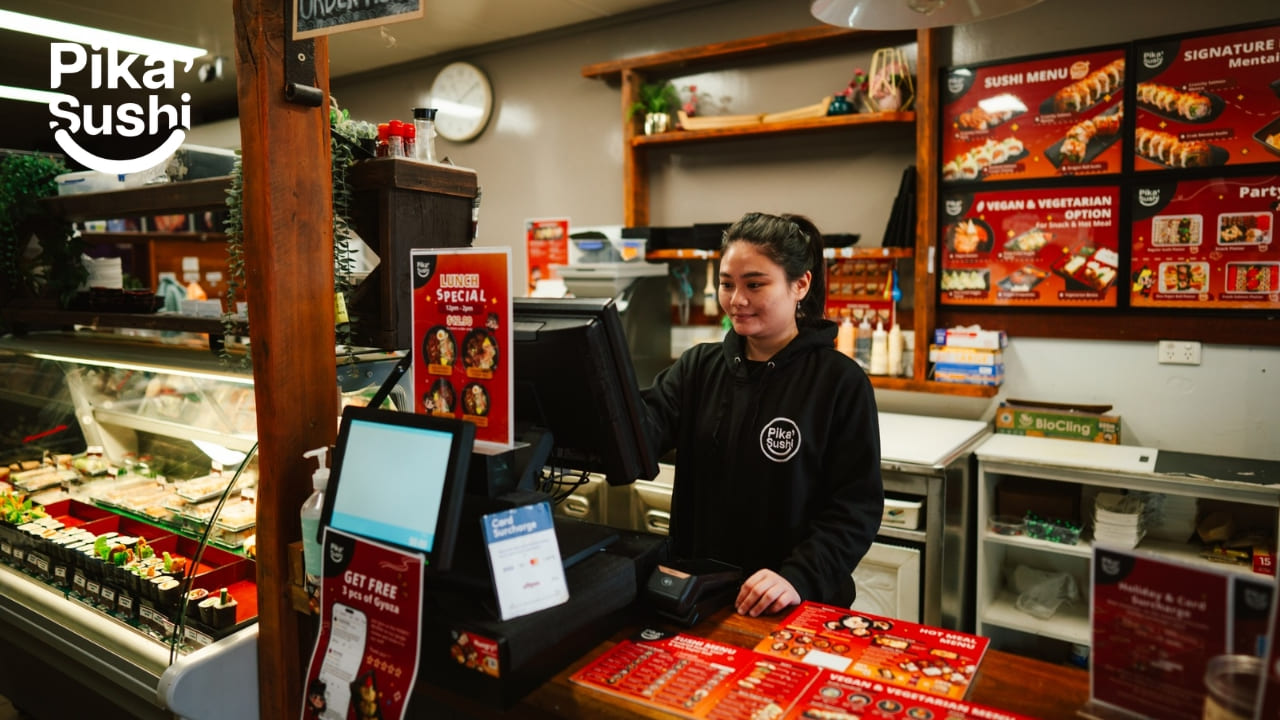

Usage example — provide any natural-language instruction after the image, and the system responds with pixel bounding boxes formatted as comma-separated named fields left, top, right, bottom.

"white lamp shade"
left=812, top=0, right=1046, bottom=30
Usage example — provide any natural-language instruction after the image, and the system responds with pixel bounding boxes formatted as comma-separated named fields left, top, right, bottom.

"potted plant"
left=0, top=153, right=84, bottom=313
left=627, top=81, right=682, bottom=134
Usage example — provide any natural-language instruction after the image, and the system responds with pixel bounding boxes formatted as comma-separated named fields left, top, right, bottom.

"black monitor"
left=511, top=297, right=659, bottom=486
left=320, top=405, right=474, bottom=571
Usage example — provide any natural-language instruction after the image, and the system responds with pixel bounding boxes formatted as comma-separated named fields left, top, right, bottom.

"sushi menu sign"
left=1130, top=175, right=1279, bottom=310
left=940, top=185, right=1122, bottom=307
left=942, top=47, right=1126, bottom=183
left=410, top=247, right=514, bottom=446
left=1134, top=22, right=1280, bottom=172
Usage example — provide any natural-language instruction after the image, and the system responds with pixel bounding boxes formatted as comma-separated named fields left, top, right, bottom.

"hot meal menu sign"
left=1133, top=22, right=1280, bottom=172
left=941, top=46, right=1126, bottom=183
left=940, top=185, right=1122, bottom=307
left=409, top=247, right=513, bottom=446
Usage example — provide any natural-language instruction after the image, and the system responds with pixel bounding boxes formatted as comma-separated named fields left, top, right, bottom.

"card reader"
left=645, top=558, right=742, bottom=626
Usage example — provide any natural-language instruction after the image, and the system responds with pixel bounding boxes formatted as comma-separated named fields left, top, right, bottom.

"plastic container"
left=1024, top=513, right=1082, bottom=545
left=413, top=107, right=438, bottom=163
left=988, top=515, right=1026, bottom=536
left=1203, top=654, right=1262, bottom=720
left=300, top=447, right=330, bottom=589
left=882, top=498, right=923, bottom=529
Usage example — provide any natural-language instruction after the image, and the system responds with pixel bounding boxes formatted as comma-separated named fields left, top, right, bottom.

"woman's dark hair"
left=722, top=211, right=827, bottom=326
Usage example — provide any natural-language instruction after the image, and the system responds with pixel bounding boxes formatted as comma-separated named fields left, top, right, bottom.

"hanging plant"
left=219, top=153, right=248, bottom=367
left=0, top=153, right=84, bottom=311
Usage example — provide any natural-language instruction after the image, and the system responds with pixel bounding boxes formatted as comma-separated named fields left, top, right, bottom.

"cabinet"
left=583, top=27, right=992, bottom=397
left=974, top=433, right=1280, bottom=662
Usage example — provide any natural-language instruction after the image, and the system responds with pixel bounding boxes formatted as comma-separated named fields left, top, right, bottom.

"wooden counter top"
left=419, top=606, right=1090, bottom=718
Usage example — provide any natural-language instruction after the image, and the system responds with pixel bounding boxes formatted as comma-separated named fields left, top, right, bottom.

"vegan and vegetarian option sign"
left=942, top=47, right=1126, bottom=183
left=1130, top=175, right=1278, bottom=309
left=940, top=185, right=1122, bottom=307
left=410, top=247, right=514, bottom=446
left=1133, top=22, right=1280, bottom=172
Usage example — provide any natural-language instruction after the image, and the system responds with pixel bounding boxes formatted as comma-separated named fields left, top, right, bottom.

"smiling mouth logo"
left=46, top=43, right=194, bottom=176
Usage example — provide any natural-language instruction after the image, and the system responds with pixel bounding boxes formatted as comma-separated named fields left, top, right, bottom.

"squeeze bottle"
left=836, top=311, right=855, bottom=359
left=854, top=317, right=873, bottom=367
left=869, top=321, right=889, bottom=375
left=300, top=446, right=330, bottom=590
left=887, top=323, right=904, bottom=376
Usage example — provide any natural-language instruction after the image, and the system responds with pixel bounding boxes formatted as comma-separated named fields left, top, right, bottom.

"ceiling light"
left=811, top=0, right=1046, bottom=30
left=0, top=84, right=72, bottom=105
left=0, top=9, right=207, bottom=63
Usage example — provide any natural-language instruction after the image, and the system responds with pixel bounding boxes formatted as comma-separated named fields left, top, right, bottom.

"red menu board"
left=942, top=47, right=1126, bottom=183
left=1091, top=547, right=1233, bottom=720
left=525, top=217, right=569, bottom=294
left=752, top=602, right=989, bottom=700
left=1130, top=175, right=1279, bottom=309
left=940, top=185, right=1122, bottom=307
left=783, top=670, right=1035, bottom=720
left=303, top=529, right=423, bottom=720
left=409, top=247, right=514, bottom=446
left=1133, top=23, right=1280, bottom=172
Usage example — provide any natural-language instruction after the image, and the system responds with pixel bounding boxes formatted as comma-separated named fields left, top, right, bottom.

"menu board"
left=1130, top=175, right=1279, bottom=309
left=1133, top=22, right=1280, bottom=172
left=942, top=47, right=1126, bottom=184
left=571, top=621, right=1021, bottom=720
left=752, top=602, right=989, bottom=700
left=940, top=185, right=1122, bottom=307
left=409, top=247, right=514, bottom=446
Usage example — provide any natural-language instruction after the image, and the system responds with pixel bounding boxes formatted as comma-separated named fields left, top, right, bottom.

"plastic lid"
left=413, top=107, right=438, bottom=120
left=377, top=122, right=389, bottom=140
left=303, top=446, right=330, bottom=489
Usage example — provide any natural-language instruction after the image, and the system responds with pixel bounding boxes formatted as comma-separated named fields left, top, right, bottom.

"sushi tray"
left=1052, top=247, right=1120, bottom=292
left=998, top=264, right=1050, bottom=293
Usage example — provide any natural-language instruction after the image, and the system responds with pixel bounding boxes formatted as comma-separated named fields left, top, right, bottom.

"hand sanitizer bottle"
left=300, top=446, right=330, bottom=593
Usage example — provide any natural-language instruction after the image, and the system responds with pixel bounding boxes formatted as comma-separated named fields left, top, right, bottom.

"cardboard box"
left=928, top=344, right=1002, bottom=366
left=933, top=362, right=1004, bottom=386
left=933, top=327, right=1008, bottom=349
left=995, top=400, right=1121, bottom=444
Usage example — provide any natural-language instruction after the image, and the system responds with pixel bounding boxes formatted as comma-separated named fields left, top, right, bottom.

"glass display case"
left=0, top=329, right=408, bottom=718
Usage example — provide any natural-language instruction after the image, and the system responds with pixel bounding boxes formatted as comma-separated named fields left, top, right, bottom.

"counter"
left=415, top=605, right=1089, bottom=719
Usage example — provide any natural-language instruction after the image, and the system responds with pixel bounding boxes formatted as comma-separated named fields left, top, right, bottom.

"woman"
left=642, top=211, right=883, bottom=617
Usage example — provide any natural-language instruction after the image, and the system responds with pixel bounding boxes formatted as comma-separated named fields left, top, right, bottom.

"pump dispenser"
left=300, top=446, right=331, bottom=590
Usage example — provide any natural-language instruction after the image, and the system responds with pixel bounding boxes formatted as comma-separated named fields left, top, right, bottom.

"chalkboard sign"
left=293, top=0, right=423, bottom=40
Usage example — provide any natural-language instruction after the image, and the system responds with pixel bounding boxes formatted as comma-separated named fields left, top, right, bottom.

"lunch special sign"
left=1130, top=175, right=1279, bottom=310
left=409, top=247, right=513, bottom=446
left=1133, top=22, right=1280, bottom=173
left=941, top=46, right=1126, bottom=184
left=940, top=185, right=1122, bottom=307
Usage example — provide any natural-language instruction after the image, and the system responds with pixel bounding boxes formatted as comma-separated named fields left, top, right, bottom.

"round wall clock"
left=429, top=61, right=494, bottom=142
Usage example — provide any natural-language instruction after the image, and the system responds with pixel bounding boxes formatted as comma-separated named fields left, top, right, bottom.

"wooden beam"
left=233, top=1, right=337, bottom=718
left=912, top=28, right=938, bottom=383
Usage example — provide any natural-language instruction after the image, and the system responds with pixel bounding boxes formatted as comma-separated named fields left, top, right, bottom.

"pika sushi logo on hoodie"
left=47, top=43, right=194, bottom=175
left=759, top=418, right=801, bottom=463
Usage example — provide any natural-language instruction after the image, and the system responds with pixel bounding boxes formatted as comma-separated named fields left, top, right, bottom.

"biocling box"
left=994, top=400, right=1121, bottom=444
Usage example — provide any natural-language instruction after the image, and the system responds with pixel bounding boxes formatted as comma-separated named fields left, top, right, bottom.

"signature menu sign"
left=1133, top=22, right=1280, bottom=172
left=942, top=47, right=1126, bottom=183
left=410, top=247, right=514, bottom=446
left=940, top=185, right=1122, bottom=307
left=1130, top=176, right=1278, bottom=309
left=294, top=0, right=423, bottom=40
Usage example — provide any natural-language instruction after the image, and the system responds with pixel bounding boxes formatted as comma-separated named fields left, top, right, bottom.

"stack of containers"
left=929, top=326, right=1006, bottom=386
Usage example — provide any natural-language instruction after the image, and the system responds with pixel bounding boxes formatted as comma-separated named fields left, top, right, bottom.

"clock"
left=429, top=61, right=494, bottom=142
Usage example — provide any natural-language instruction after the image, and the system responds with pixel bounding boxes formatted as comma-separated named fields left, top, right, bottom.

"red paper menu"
left=783, top=670, right=1035, bottom=720
left=940, top=185, right=1122, bottom=307
left=752, top=602, right=988, bottom=700
left=409, top=247, right=514, bottom=446
left=302, top=529, right=423, bottom=720
left=525, top=218, right=569, bottom=294
left=1133, top=23, right=1280, bottom=172
left=941, top=47, right=1126, bottom=183
left=1130, top=175, right=1279, bottom=310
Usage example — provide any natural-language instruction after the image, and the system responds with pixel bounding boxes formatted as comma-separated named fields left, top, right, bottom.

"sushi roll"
left=1092, top=110, right=1122, bottom=136
left=1176, top=141, right=1211, bottom=167
left=959, top=157, right=980, bottom=180
left=942, top=160, right=960, bottom=182
left=212, top=588, right=238, bottom=629
left=156, top=577, right=182, bottom=610
left=1061, top=138, right=1088, bottom=164
left=1001, top=137, right=1024, bottom=157
left=1066, top=119, right=1096, bottom=145
left=1054, top=85, right=1086, bottom=113
left=198, top=595, right=220, bottom=626
left=184, top=587, right=210, bottom=620
left=1177, top=93, right=1212, bottom=121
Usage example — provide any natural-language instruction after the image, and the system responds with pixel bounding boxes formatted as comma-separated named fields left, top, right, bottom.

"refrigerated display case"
left=0, top=330, right=409, bottom=718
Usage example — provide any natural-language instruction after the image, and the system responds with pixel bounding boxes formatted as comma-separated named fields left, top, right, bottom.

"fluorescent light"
left=28, top=352, right=255, bottom=386
left=0, top=84, right=72, bottom=105
left=0, top=9, right=207, bottom=63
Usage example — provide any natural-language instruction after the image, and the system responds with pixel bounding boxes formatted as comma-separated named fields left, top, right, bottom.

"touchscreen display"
left=329, top=418, right=453, bottom=552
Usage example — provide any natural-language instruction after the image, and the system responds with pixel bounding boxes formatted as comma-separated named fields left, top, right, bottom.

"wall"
left=200, top=0, right=1280, bottom=460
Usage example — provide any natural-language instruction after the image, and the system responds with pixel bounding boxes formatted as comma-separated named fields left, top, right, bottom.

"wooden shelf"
left=869, top=376, right=999, bottom=397
left=2, top=307, right=240, bottom=336
left=647, top=249, right=719, bottom=260
left=81, top=231, right=229, bottom=244
left=39, top=177, right=231, bottom=221
left=939, top=306, right=1280, bottom=347
left=633, top=111, right=914, bottom=146
left=824, top=247, right=913, bottom=260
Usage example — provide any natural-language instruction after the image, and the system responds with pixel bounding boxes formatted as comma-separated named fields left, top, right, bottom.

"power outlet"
left=1158, top=340, right=1202, bottom=365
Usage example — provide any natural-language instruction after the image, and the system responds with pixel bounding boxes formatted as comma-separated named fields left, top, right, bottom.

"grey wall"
left=196, top=0, right=1280, bottom=460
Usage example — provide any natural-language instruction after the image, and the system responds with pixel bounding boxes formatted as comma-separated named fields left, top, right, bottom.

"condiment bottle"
left=403, top=122, right=416, bottom=160
left=375, top=123, right=390, bottom=157
left=869, top=321, right=889, bottom=375
left=413, top=107, right=439, bottom=163
left=836, top=310, right=855, bottom=359
left=887, top=322, right=904, bottom=376
left=387, top=120, right=406, bottom=158
left=854, top=316, right=872, bottom=367
left=300, top=447, right=330, bottom=593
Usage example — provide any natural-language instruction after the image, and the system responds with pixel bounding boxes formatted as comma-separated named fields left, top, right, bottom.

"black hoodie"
left=642, top=319, right=883, bottom=607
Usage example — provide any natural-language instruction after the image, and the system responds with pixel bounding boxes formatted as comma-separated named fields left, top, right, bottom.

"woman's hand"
left=735, top=569, right=800, bottom=617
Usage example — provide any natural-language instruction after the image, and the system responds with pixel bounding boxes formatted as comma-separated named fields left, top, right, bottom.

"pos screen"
left=320, top=405, right=473, bottom=571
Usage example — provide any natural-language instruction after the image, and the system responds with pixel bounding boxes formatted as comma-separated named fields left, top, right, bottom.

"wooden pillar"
left=912, top=28, right=938, bottom=382
left=621, top=68, right=649, bottom=227
left=233, top=1, right=337, bottom=718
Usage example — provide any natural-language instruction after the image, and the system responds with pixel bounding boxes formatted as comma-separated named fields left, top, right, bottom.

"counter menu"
left=1133, top=22, right=1280, bottom=172
left=940, top=185, right=1122, bottom=307
left=942, top=47, right=1126, bottom=184
left=1130, top=175, right=1278, bottom=309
